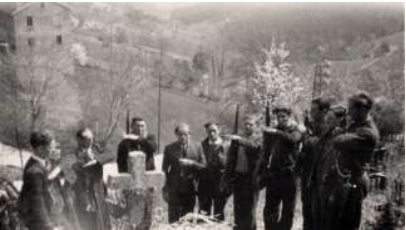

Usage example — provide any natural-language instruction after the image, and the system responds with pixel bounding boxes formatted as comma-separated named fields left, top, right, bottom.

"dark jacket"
left=334, top=116, right=379, bottom=180
left=117, top=134, right=157, bottom=172
left=223, top=132, right=262, bottom=188
left=162, top=140, right=205, bottom=195
left=201, top=138, right=228, bottom=172
left=298, top=134, right=319, bottom=188
left=198, top=138, right=229, bottom=194
left=72, top=147, right=113, bottom=230
left=262, top=124, right=302, bottom=173
left=18, top=158, right=54, bottom=230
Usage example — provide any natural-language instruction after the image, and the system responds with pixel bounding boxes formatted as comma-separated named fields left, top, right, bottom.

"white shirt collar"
left=209, top=137, right=223, bottom=146
left=31, top=155, right=48, bottom=168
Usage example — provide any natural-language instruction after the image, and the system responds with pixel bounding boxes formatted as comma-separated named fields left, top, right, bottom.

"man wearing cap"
left=222, top=115, right=262, bottom=230
left=332, top=92, right=379, bottom=230
left=162, top=123, right=206, bottom=223
left=261, top=105, right=302, bottom=230
left=117, top=117, right=157, bottom=172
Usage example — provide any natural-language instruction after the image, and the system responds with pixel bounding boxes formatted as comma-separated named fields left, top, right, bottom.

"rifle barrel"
left=233, top=104, right=240, bottom=134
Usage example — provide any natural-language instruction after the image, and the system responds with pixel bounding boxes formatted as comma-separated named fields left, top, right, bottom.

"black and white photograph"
left=0, top=2, right=404, bottom=230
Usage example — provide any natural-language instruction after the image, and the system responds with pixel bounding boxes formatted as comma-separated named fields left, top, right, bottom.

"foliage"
left=251, top=42, right=305, bottom=111
left=374, top=202, right=398, bottom=230
left=371, top=96, right=404, bottom=136
left=0, top=41, right=83, bottom=150
left=192, top=51, right=209, bottom=74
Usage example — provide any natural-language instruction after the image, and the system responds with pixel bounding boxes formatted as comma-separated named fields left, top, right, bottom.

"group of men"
left=15, top=90, right=379, bottom=230
left=18, top=128, right=113, bottom=230
left=144, top=91, right=378, bottom=230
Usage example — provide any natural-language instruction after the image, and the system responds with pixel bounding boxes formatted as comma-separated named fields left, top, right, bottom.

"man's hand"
left=262, top=126, right=277, bottom=133
left=226, top=135, right=241, bottom=141
left=123, top=134, right=139, bottom=141
left=179, top=158, right=195, bottom=167
left=82, top=159, right=97, bottom=167
left=331, top=127, right=344, bottom=136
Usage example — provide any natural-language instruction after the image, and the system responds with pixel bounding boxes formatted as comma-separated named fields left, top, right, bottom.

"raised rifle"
left=126, top=109, right=130, bottom=135
left=221, top=104, right=240, bottom=194
left=233, top=104, right=240, bottom=134
left=265, top=99, right=271, bottom=127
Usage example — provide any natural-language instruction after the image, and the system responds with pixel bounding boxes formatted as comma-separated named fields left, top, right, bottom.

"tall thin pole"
left=158, top=72, right=162, bottom=153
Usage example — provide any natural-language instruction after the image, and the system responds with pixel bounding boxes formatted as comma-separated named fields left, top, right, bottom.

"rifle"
left=259, top=99, right=273, bottom=189
left=126, top=109, right=130, bottom=135
left=265, top=99, right=271, bottom=127
left=233, top=104, right=240, bottom=134
left=221, top=104, right=240, bottom=194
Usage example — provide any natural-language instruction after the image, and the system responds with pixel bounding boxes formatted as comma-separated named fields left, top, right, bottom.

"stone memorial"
left=106, top=151, right=165, bottom=230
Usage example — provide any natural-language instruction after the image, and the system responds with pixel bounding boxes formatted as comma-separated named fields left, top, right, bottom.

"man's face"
left=78, top=131, right=93, bottom=149
left=276, top=112, right=290, bottom=128
left=39, top=139, right=58, bottom=159
left=206, top=124, right=220, bottom=142
left=244, top=119, right=256, bottom=136
left=310, top=103, right=322, bottom=122
left=132, top=120, right=147, bottom=137
left=348, top=102, right=367, bottom=122
left=176, top=126, right=190, bottom=144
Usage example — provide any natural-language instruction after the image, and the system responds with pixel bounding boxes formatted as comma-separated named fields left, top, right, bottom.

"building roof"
left=12, top=2, right=72, bottom=15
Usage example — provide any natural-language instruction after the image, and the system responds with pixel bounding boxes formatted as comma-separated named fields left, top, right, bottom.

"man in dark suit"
left=117, top=117, right=157, bottom=172
left=222, top=115, right=262, bottom=230
left=18, top=130, right=59, bottom=230
left=72, top=128, right=114, bottom=230
left=198, top=122, right=229, bottom=221
left=162, top=123, right=206, bottom=223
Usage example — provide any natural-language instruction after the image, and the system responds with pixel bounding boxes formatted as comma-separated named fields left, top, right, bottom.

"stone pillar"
left=128, top=151, right=147, bottom=189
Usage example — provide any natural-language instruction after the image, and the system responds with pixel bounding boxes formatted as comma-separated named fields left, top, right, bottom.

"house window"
left=56, top=35, right=62, bottom=45
left=26, top=16, right=33, bottom=27
left=28, top=37, right=34, bottom=47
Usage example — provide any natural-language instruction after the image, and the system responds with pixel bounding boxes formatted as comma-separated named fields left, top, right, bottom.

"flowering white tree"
left=251, top=42, right=305, bottom=111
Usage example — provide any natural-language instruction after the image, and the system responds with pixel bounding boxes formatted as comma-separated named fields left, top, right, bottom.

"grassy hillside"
left=119, top=87, right=223, bottom=152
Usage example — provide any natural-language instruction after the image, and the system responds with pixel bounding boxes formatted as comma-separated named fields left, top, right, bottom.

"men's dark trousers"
left=199, top=194, right=228, bottom=221
left=301, top=185, right=313, bottom=230
left=264, top=172, right=297, bottom=230
left=198, top=172, right=228, bottom=221
left=337, top=187, right=364, bottom=230
left=233, top=173, right=259, bottom=230
left=168, top=192, right=196, bottom=223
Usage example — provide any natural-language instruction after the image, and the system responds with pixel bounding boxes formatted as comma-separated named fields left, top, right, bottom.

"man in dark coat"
left=162, top=123, right=206, bottom=223
left=261, top=106, right=302, bottom=230
left=222, top=115, right=262, bottom=230
left=297, top=97, right=331, bottom=230
left=72, top=128, right=114, bottom=230
left=198, top=122, right=229, bottom=221
left=18, top=130, right=59, bottom=230
left=117, top=117, right=157, bottom=172
left=332, top=92, right=379, bottom=230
